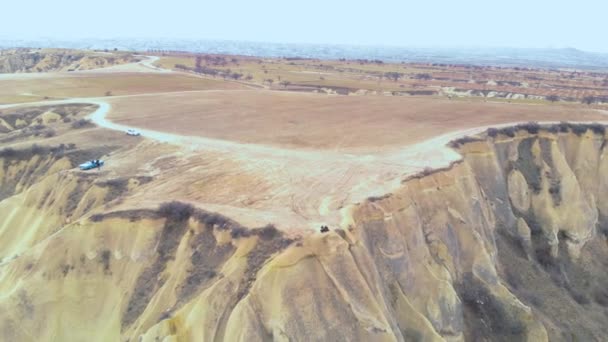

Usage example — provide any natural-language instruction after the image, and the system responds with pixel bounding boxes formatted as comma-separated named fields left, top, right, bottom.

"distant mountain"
left=1, top=38, right=607, bottom=70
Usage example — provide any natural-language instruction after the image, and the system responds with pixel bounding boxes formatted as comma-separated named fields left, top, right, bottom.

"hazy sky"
left=3, top=0, right=607, bottom=52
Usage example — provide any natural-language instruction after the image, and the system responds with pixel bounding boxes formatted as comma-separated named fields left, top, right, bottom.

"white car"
left=126, top=129, right=141, bottom=136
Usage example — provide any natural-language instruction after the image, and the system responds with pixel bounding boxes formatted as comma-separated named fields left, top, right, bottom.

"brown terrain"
left=108, top=90, right=604, bottom=152
left=0, top=49, right=608, bottom=341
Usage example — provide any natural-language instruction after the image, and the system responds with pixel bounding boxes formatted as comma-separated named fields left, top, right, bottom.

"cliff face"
left=1, top=126, right=608, bottom=341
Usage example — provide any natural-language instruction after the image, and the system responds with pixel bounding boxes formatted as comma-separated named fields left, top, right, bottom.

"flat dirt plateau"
left=109, top=90, right=604, bottom=152
left=2, top=52, right=608, bottom=341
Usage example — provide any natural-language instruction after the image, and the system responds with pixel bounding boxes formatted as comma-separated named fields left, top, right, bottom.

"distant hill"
left=1, top=38, right=608, bottom=70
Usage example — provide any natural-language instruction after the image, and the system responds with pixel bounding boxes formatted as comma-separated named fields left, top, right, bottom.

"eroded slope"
left=0, top=124, right=607, bottom=341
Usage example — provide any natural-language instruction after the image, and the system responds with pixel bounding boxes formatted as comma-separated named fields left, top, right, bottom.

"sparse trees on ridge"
left=384, top=72, right=403, bottom=82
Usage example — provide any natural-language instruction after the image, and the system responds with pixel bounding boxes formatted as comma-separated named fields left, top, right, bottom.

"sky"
left=3, top=0, right=607, bottom=53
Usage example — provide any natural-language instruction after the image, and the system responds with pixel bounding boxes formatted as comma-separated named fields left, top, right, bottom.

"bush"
left=582, top=96, right=596, bottom=105
left=254, top=224, right=279, bottom=240
left=545, top=125, right=560, bottom=134
left=558, top=122, right=570, bottom=133
left=193, top=210, right=232, bottom=229
left=100, top=249, right=111, bottom=272
left=593, top=288, right=608, bottom=306
left=516, top=122, right=540, bottom=134
left=158, top=201, right=194, bottom=221
left=500, top=127, right=517, bottom=137
left=588, top=123, right=606, bottom=135
left=571, top=291, right=590, bottom=305
left=230, top=226, right=250, bottom=239
left=99, top=178, right=130, bottom=202
left=30, top=124, right=46, bottom=131
left=90, top=213, right=104, bottom=222
left=30, top=144, right=45, bottom=155
left=71, top=119, right=93, bottom=129
left=487, top=127, right=499, bottom=137
left=368, top=194, right=391, bottom=202
left=450, top=136, right=482, bottom=147
left=570, top=125, right=588, bottom=136
left=0, top=147, right=17, bottom=158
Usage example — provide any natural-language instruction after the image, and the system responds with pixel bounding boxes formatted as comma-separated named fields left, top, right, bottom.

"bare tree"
left=195, top=55, right=203, bottom=73
left=582, top=96, right=597, bottom=105
left=414, top=73, right=432, bottom=80
left=384, top=72, right=402, bottom=82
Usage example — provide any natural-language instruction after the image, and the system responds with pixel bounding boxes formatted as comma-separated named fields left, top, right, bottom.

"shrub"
left=558, top=122, right=570, bottom=133
left=230, top=226, right=250, bottom=239
left=570, top=125, right=588, bottom=136
left=368, top=194, right=391, bottom=202
left=414, top=73, right=432, bottom=80
left=450, top=136, right=482, bottom=147
left=0, top=147, right=17, bottom=158
left=545, top=125, right=560, bottom=134
left=593, top=288, right=608, bottom=306
left=99, top=178, right=130, bottom=202
left=71, top=119, right=93, bottom=129
left=582, top=96, right=596, bottom=105
left=43, top=129, right=56, bottom=138
left=487, top=127, right=499, bottom=137
left=588, top=123, right=606, bottom=135
left=100, top=249, right=111, bottom=272
left=158, top=201, right=194, bottom=221
left=90, top=214, right=104, bottom=222
left=194, top=210, right=230, bottom=229
left=30, top=144, right=45, bottom=155
left=571, top=291, right=590, bottom=305
left=516, top=122, right=540, bottom=134
left=30, top=124, right=46, bottom=131
left=255, top=224, right=279, bottom=240
left=500, top=127, right=517, bottom=137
